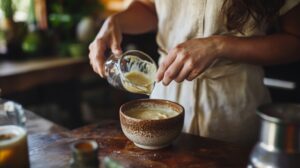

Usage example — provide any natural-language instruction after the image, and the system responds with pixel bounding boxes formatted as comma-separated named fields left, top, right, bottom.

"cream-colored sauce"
left=126, top=108, right=178, bottom=120
left=123, top=71, right=154, bottom=95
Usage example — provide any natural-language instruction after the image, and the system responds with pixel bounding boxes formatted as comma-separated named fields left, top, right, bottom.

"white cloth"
left=150, top=0, right=300, bottom=144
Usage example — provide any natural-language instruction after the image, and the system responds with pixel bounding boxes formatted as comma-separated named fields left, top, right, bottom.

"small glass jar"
left=69, top=140, right=99, bottom=168
left=0, top=99, right=29, bottom=168
left=105, top=50, right=157, bottom=95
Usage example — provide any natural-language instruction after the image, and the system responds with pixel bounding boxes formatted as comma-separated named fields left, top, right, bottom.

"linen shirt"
left=150, top=0, right=300, bottom=144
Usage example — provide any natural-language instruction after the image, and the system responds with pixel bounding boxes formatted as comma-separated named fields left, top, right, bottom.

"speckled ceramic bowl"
left=120, top=99, right=184, bottom=150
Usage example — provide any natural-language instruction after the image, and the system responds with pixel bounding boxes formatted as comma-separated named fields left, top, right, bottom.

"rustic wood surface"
left=25, top=110, right=68, bottom=135
left=28, top=120, right=251, bottom=168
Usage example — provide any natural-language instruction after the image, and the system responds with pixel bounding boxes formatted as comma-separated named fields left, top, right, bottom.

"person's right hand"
left=89, top=16, right=123, bottom=77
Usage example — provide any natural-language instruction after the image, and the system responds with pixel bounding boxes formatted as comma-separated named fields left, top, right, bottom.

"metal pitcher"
left=248, top=103, right=300, bottom=168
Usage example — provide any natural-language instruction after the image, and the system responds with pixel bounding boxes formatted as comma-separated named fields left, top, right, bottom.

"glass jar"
left=105, top=50, right=157, bottom=95
left=69, top=140, right=99, bottom=168
left=0, top=99, right=29, bottom=168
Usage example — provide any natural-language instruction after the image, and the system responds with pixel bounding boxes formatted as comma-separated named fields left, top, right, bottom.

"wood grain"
left=29, top=120, right=251, bottom=168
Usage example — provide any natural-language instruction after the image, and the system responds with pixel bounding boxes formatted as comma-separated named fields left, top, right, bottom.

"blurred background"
left=0, top=0, right=158, bottom=129
left=0, top=0, right=299, bottom=129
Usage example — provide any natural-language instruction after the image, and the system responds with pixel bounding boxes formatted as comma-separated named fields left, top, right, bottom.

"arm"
left=114, top=0, right=157, bottom=34
left=89, top=0, right=157, bottom=77
left=156, top=4, right=300, bottom=85
left=219, top=4, right=300, bottom=65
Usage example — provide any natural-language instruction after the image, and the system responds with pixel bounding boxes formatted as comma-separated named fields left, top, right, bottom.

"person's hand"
left=89, top=16, right=122, bottom=77
left=156, top=37, right=221, bottom=85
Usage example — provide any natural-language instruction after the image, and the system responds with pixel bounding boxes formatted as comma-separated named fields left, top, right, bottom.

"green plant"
left=42, top=0, right=104, bottom=57
left=0, top=30, right=5, bottom=40
left=0, top=0, right=14, bottom=19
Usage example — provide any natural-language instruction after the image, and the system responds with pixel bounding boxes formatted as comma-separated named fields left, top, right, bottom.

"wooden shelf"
left=0, top=57, right=94, bottom=95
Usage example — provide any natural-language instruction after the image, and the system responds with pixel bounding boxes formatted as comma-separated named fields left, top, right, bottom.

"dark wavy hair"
left=223, top=0, right=286, bottom=33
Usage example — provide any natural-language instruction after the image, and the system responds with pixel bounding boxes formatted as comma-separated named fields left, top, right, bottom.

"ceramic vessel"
left=120, top=99, right=184, bottom=150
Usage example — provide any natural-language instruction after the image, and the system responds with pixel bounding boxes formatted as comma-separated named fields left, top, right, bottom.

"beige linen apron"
left=150, top=0, right=300, bottom=144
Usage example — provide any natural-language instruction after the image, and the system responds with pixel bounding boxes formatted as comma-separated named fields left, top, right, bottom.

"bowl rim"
left=120, top=99, right=184, bottom=122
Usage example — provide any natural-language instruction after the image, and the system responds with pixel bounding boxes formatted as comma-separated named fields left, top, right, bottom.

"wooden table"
left=27, top=111, right=251, bottom=168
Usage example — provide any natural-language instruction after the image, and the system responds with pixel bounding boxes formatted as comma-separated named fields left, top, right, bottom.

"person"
left=89, top=0, right=300, bottom=145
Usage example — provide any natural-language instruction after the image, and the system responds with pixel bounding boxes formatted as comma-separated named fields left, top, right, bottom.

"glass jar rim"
left=117, top=50, right=157, bottom=92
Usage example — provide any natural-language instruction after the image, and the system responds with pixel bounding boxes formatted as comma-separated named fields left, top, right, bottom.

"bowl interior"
left=121, top=99, right=184, bottom=121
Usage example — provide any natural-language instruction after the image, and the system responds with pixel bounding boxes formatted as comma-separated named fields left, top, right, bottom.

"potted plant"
left=0, top=0, right=16, bottom=43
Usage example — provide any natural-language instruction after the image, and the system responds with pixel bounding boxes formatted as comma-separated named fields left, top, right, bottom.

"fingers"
left=157, top=46, right=194, bottom=85
left=107, top=17, right=122, bottom=55
left=89, top=34, right=122, bottom=78
left=156, top=49, right=177, bottom=82
left=162, top=57, right=184, bottom=85
left=89, top=16, right=123, bottom=78
left=110, top=34, right=122, bottom=55
left=187, top=69, right=200, bottom=81
left=187, top=63, right=208, bottom=81
left=156, top=46, right=202, bottom=85
left=175, top=63, right=193, bottom=82
left=89, top=39, right=107, bottom=77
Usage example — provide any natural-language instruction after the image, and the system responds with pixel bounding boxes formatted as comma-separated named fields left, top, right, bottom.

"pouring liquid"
left=105, top=52, right=157, bottom=95
left=123, top=71, right=154, bottom=95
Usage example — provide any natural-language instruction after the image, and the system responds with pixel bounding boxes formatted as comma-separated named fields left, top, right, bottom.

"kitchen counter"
left=27, top=110, right=251, bottom=168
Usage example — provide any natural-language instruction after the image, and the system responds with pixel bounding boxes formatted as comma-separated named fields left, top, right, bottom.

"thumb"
left=111, top=36, right=122, bottom=55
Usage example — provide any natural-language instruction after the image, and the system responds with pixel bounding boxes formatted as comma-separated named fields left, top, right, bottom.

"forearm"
left=113, top=1, right=158, bottom=34
left=218, top=34, right=300, bottom=65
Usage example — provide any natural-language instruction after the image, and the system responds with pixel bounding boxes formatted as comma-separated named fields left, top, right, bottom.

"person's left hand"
left=156, top=37, right=221, bottom=85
